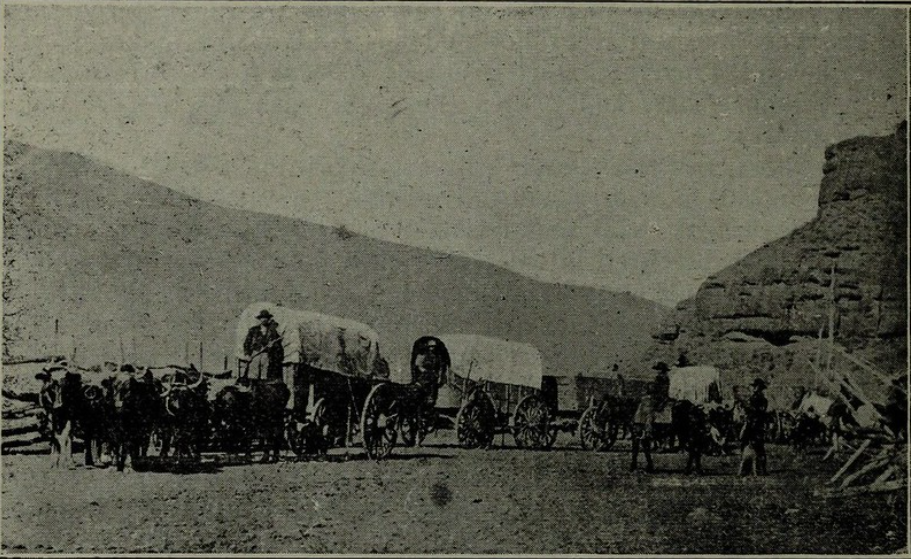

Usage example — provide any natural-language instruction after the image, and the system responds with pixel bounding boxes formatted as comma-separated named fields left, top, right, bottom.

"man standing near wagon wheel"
left=243, top=309, right=284, bottom=382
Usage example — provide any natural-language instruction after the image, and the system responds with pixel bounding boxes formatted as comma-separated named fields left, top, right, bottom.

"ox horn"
left=159, top=378, right=174, bottom=397
left=188, top=374, right=205, bottom=390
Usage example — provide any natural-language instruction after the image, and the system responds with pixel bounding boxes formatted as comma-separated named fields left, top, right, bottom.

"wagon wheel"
left=579, top=405, right=607, bottom=451
left=286, top=414, right=306, bottom=456
left=513, top=394, right=553, bottom=450
left=456, top=391, right=496, bottom=449
left=360, top=383, right=399, bottom=460
left=399, top=414, right=420, bottom=447
left=286, top=398, right=329, bottom=456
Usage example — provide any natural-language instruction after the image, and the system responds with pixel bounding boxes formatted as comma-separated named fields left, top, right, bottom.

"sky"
left=3, top=3, right=907, bottom=306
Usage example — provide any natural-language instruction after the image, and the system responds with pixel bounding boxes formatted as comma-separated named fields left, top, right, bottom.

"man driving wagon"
left=242, top=309, right=285, bottom=382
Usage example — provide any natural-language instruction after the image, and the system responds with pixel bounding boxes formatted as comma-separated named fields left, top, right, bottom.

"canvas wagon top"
left=235, top=302, right=385, bottom=378
left=435, top=334, right=544, bottom=391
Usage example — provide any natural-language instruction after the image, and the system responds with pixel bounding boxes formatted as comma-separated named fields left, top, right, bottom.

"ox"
left=38, top=368, right=82, bottom=469
left=243, top=378, right=291, bottom=463
left=159, top=373, right=210, bottom=461
left=212, top=384, right=255, bottom=461
left=104, top=369, right=161, bottom=471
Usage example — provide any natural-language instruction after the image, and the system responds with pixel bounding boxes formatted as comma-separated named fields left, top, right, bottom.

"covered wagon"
left=235, top=303, right=390, bottom=454
left=358, top=334, right=561, bottom=460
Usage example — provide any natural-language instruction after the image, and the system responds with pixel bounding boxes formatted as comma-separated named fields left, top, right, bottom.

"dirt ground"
left=2, top=432, right=907, bottom=555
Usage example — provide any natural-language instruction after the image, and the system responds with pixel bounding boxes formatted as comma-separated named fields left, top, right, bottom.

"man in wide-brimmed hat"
left=650, top=361, right=671, bottom=409
left=243, top=308, right=284, bottom=381
left=740, top=377, right=769, bottom=476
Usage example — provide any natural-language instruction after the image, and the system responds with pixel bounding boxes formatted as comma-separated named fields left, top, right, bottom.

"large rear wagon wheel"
left=456, top=392, right=496, bottom=449
left=513, top=394, right=553, bottom=450
left=360, top=383, right=399, bottom=461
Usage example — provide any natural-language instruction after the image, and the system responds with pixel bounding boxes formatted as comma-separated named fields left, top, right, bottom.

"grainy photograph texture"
left=1, top=2, right=908, bottom=555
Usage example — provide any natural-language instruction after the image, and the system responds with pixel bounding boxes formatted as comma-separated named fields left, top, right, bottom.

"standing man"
left=243, top=309, right=284, bottom=381
left=651, top=362, right=671, bottom=411
left=741, top=378, right=769, bottom=475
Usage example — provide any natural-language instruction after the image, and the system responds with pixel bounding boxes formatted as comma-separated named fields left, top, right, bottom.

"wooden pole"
left=199, top=341, right=204, bottom=373
left=815, top=321, right=825, bottom=389
left=829, top=438, right=871, bottom=483
left=119, top=334, right=125, bottom=366
left=826, top=260, right=836, bottom=383
left=833, top=345, right=898, bottom=389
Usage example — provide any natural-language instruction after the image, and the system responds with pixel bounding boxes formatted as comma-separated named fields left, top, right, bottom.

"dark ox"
left=39, top=371, right=83, bottom=469
left=104, top=372, right=161, bottom=471
left=159, top=375, right=210, bottom=461
left=240, top=378, right=291, bottom=463
left=77, top=382, right=110, bottom=467
left=212, top=384, right=255, bottom=460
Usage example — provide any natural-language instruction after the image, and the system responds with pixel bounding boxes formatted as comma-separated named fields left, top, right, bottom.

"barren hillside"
left=3, top=140, right=667, bottom=380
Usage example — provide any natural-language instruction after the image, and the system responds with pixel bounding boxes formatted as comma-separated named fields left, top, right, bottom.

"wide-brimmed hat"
left=42, top=361, right=69, bottom=373
left=652, top=361, right=670, bottom=372
left=255, top=309, right=273, bottom=320
left=752, top=378, right=768, bottom=389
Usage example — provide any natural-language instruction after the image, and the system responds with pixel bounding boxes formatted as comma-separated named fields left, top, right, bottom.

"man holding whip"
left=243, top=309, right=285, bottom=381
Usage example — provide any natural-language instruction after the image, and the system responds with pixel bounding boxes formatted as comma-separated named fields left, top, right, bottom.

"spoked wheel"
left=360, top=383, right=399, bottom=460
left=286, top=398, right=330, bottom=456
left=456, top=392, right=496, bottom=449
left=286, top=415, right=307, bottom=456
left=399, top=415, right=420, bottom=448
left=579, top=405, right=605, bottom=451
left=512, top=394, right=553, bottom=450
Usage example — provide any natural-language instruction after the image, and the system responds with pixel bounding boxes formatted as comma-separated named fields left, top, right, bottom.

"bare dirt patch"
left=2, top=435, right=906, bottom=554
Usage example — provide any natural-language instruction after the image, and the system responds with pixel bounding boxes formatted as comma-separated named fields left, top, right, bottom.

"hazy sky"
left=4, top=4, right=907, bottom=306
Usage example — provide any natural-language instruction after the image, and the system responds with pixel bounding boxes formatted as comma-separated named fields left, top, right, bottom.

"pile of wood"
left=810, top=348, right=907, bottom=498
left=816, top=440, right=906, bottom=498
left=1, top=356, right=64, bottom=455
left=2, top=398, right=47, bottom=454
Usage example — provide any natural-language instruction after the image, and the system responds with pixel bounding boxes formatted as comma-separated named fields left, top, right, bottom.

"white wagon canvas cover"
left=668, top=365, right=722, bottom=404
left=434, top=334, right=544, bottom=409
left=236, top=302, right=384, bottom=378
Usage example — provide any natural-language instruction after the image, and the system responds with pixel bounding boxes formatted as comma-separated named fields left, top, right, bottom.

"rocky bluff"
left=652, top=122, right=907, bottom=400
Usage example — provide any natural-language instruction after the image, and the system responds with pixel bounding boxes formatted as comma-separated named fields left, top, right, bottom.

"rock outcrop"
left=651, top=122, right=907, bottom=404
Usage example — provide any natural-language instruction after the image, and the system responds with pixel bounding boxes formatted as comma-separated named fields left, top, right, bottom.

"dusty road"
left=2, top=434, right=906, bottom=554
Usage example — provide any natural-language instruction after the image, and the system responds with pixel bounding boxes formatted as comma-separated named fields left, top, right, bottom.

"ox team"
left=32, top=306, right=904, bottom=473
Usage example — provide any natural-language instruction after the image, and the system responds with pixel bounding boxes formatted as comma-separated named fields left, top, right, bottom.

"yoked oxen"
left=77, top=379, right=111, bottom=467
left=104, top=369, right=162, bottom=471
left=159, top=372, right=210, bottom=462
left=212, top=383, right=255, bottom=461
left=241, top=377, right=291, bottom=463
left=38, top=368, right=83, bottom=469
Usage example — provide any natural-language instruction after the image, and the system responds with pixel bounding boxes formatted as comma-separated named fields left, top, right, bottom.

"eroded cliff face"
left=652, top=122, right=907, bottom=401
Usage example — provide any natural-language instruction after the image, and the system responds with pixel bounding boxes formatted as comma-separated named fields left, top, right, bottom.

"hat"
left=652, top=361, right=670, bottom=372
left=42, top=361, right=69, bottom=374
left=752, top=378, right=768, bottom=389
left=255, top=309, right=273, bottom=320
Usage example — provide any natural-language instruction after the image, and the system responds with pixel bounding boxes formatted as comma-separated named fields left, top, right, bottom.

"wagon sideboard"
left=547, top=374, right=651, bottom=415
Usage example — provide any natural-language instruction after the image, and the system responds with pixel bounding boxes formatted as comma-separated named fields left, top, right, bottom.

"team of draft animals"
left=28, top=307, right=906, bottom=476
